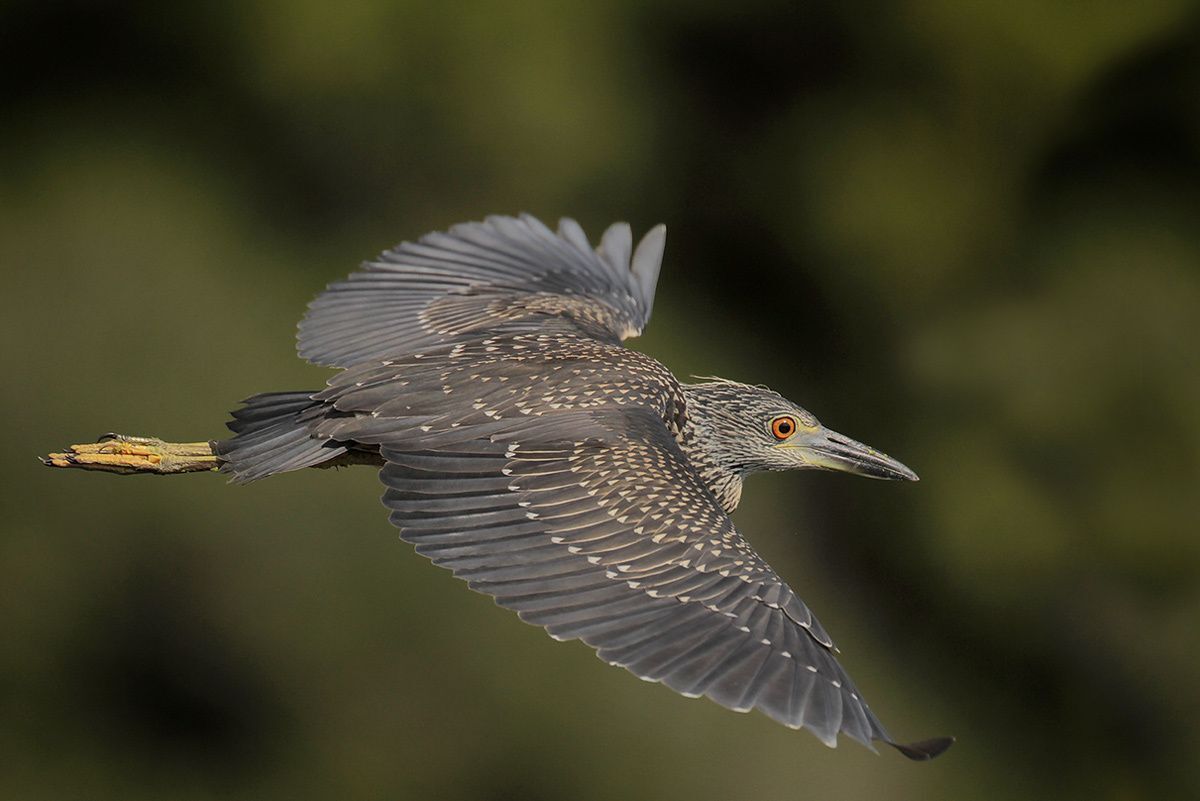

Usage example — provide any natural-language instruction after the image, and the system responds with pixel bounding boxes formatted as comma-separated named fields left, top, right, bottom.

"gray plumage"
left=214, top=214, right=951, bottom=760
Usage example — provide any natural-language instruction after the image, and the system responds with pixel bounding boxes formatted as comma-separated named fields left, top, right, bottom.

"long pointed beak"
left=790, top=426, right=919, bottom=481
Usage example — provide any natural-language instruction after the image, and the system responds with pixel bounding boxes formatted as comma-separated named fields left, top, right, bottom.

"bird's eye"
left=770, top=416, right=797, bottom=440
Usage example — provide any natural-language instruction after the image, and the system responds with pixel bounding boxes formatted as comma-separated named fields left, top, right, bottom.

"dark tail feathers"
left=214, top=391, right=347, bottom=483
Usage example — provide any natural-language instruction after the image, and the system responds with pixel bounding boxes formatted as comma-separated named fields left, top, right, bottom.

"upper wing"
left=316, top=393, right=944, bottom=758
left=297, top=214, right=666, bottom=368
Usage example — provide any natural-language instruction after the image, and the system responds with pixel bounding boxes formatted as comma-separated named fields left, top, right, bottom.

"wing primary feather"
left=597, top=222, right=633, bottom=279
left=631, top=224, right=666, bottom=312
left=556, top=217, right=592, bottom=253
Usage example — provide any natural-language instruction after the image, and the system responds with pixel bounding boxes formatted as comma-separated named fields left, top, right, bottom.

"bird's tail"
left=214, top=391, right=348, bottom=483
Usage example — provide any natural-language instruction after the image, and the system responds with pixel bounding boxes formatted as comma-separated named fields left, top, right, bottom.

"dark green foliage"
left=4, top=2, right=1199, bottom=799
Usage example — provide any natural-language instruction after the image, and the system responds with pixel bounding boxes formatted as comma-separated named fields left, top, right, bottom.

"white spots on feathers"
left=287, top=217, right=870, bottom=737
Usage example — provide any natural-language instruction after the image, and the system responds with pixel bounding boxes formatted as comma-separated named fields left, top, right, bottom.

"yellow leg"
left=42, top=434, right=220, bottom=475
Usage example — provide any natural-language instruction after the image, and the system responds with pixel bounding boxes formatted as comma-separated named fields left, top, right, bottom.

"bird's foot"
left=41, top=434, right=219, bottom=475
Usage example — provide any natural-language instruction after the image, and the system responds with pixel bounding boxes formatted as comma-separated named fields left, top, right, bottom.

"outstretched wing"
left=311, top=368, right=945, bottom=757
left=297, top=214, right=666, bottom=368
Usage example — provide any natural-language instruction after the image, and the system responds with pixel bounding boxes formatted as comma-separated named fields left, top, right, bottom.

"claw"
left=96, top=432, right=158, bottom=444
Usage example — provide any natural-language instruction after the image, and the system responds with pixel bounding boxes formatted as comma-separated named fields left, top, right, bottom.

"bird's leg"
left=41, top=434, right=383, bottom=475
left=41, top=434, right=220, bottom=475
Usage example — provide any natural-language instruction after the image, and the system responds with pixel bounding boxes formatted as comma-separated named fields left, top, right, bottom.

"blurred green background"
left=4, top=1, right=1199, bottom=799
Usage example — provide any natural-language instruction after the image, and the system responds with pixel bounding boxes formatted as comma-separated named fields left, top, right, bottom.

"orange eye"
left=770, top=416, right=797, bottom=440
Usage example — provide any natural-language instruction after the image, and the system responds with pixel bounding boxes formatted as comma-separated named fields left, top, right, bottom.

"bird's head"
left=681, top=378, right=918, bottom=481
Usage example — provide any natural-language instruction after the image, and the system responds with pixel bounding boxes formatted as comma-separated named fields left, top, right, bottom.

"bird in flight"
left=47, top=214, right=951, bottom=760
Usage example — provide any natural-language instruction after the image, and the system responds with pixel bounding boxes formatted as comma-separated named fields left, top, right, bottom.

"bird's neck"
left=679, top=395, right=746, bottom=514
left=695, top=458, right=745, bottom=514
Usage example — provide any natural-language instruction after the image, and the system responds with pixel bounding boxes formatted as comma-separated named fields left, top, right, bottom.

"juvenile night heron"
left=52, top=214, right=951, bottom=759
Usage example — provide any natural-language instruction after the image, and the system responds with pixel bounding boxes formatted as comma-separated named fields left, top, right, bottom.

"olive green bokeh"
left=3, top=2, right=1199, bottom=799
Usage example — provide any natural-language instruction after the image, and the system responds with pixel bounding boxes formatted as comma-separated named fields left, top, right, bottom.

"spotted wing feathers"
left=366, top=406, right=931, bottom=756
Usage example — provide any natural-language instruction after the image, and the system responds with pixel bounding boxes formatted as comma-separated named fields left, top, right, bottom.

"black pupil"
left=777, top=420, right=792, bottom=435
